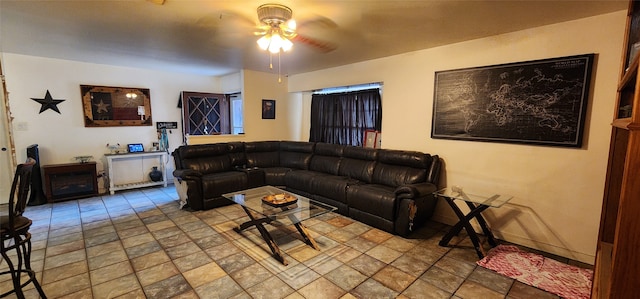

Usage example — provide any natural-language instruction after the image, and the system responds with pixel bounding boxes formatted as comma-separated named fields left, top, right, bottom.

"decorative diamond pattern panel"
left=186, top=95, right=222, bottom=135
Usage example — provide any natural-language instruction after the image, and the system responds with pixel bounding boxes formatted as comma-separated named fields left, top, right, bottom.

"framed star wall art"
left=80, top=85, right=152, bottom=127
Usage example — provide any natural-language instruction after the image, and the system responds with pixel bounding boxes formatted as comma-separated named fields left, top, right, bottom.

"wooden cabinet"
left=592, top=1, right=640, bottom=298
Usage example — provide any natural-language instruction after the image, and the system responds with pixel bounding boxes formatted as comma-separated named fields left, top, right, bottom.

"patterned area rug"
left=477, top=245, right=593, bottom=299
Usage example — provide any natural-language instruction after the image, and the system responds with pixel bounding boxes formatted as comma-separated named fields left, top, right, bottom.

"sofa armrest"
left=173, top=169, right=202, bottom=180
left=172, top=169, right=205, bottom=210
left=395, top=182, right=438, bottom=199
left=394, top=183, right=439, bottom=236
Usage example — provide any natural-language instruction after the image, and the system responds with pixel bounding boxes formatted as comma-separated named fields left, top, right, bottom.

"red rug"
left=477, top=245, right=593, bottom=299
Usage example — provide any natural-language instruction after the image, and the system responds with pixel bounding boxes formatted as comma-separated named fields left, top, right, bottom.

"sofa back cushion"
left=310, top=143, right=344, bottom=175
left=227, top=142, right=246, bottom=167
left=427, top=155, right=442, bottom=185
left=338, top=146, right=377, bottom=183
left=176, top=143, right=235, bottom=174
left=245, top=141, right=280, bottom=167
left=171, top=150, right=184, bottom=170
left=280, top=141, right=314, bottom=170
left=372, top=150, right=432, bottom=187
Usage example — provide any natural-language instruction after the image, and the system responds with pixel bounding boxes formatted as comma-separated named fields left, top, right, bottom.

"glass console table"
left=434, top=187, right=512, bottom=258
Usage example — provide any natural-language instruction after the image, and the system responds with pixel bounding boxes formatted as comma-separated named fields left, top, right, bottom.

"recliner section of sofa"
left=347, top=149, right=437, bottom=235
left=286, top=143, right=353, bottom=215
left=172, top=142, right=249, bottom=211
left=172, top=141, right=442, bottom=236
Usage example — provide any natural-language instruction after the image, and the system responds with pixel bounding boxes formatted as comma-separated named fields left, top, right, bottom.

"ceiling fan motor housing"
left=257, top=4, right=293, bottom=25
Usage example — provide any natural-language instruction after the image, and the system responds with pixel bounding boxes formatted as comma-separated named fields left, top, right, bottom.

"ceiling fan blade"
left=293, top=34, right=337, bottom=53
left=297, top=15, right=337, bottom=30
left=196, top=10, right=258, bottom=37
left=254, top=25, right=271, bottom=36
left=216, top=10, right=258, bottom=30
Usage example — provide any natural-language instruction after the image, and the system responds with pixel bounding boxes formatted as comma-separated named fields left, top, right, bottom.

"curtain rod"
left=312, top=82, right=383, bottom=94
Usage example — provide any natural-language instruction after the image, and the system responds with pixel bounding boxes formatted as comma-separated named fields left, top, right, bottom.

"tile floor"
left=1, top=186, right=591, bottom=299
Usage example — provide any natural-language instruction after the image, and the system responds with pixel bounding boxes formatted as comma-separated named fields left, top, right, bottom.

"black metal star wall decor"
left=31, top=90, right=65, bottom=114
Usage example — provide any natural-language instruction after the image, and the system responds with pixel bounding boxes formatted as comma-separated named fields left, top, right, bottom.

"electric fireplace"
left=43, top=162, right=98, bottom=202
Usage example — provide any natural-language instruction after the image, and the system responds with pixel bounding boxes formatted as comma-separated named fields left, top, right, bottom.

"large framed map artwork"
left=431, top=54, right=595, bottom=147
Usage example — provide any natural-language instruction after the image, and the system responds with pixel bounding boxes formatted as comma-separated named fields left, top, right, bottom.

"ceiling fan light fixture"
left=257, top=35, right=271, bottom=50
left=256, top=3, right=297, bottom=51
left=285, top=19, right=296, bottom=31
left=257, top=4, right=293, bottom=24
left=268, top=33, right=284, bottom=53
left=281, top=38, right=293, bottom=52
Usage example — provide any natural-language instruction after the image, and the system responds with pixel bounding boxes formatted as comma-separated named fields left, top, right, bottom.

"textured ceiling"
left=0, top=0, right=627, bottom=76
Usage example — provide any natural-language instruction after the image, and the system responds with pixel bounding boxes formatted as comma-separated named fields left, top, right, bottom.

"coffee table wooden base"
left=234, top=206, right=319, bottom=265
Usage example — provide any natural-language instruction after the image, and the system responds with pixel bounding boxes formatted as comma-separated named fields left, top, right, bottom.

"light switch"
left=15, top=122, right=28, bottom=131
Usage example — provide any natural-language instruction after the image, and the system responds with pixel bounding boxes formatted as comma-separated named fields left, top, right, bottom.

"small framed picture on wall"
left=262, top=99, right=275, bottom=119
left=363, top=130, right=381, bottom=148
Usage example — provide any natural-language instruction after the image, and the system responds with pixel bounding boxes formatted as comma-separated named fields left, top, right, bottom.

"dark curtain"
left=309, top=88, right=382, bottom=146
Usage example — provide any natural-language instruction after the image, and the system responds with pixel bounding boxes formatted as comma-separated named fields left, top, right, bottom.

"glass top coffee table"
left=434, top=187, right=513, bottom=259
left=223, top=185, right=336, bottom=265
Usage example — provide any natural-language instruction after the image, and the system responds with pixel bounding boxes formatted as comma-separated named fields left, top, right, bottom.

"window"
left=230, top=93, right=244, bottom=134
left=309, top=84, right=382, bottom=146
left=180, top=91, right=243, bottom=136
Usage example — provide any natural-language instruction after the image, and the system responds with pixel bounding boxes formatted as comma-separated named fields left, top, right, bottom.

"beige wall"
left=1, top=52, right=298, bottom=194
left=288, top=11, right=626, bottom=263
left=2, top=53, right=220, bottom=192
left=188, top=69, right=301, bottom=145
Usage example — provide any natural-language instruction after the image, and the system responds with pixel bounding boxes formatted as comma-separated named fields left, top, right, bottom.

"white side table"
left=105, top=151, right=168, bottom=195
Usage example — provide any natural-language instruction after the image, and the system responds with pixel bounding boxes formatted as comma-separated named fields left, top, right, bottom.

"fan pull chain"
left=266, top=48, right=283, bottom=83
left=269, top=53, right=273, bottom=69
left=278, top=51, right=282, bottom=83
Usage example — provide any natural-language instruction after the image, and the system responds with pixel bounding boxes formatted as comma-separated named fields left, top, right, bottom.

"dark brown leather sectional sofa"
left=172, top=141, right=442, bottom=236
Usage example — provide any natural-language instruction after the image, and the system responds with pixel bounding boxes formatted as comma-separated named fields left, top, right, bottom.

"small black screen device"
left=128, top=143, right=144, bottom=153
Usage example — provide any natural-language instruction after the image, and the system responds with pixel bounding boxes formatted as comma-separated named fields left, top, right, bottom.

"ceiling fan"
left=254, top=3, right=337, bottom=53
left=255, top=4, right=296, bottom=53
left=146, top=1, right=336, bottom=53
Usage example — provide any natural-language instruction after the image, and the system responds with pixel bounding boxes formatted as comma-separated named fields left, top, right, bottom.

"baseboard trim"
left=430, top=214, right=595, bottom=265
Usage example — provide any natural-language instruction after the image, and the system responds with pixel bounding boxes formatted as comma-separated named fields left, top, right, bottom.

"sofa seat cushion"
left=201, top=171, right=247, bottom=197
left=261, top=167, right=291, bottom=186
left=347, top=184, right=397, bottom=221
left=311, top=176, right=359, bottom=204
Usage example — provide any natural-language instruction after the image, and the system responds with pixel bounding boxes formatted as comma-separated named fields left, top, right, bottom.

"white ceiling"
left=0, top=0, right=627, bottom=76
